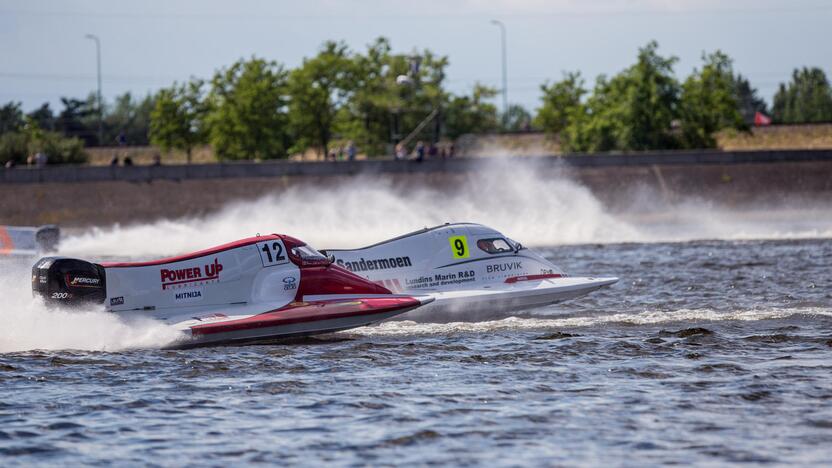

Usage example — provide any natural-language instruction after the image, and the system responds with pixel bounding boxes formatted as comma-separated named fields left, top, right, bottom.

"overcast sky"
left=2, top=0, right=830, bottom=113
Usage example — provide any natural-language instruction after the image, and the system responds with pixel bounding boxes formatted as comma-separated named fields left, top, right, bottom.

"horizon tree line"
left=1, top=38, right=831, bottom=164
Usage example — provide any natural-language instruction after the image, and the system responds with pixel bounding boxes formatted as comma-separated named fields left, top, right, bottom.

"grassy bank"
left=444, top=124, right=832, bottom=157
left=716, top=124, right=832, bottom=150
left=82, top=124, right=832, bottom=165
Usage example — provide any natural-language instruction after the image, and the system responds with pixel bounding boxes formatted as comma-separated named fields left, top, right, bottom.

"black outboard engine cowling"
left=32, top=257, right=107, bottom=306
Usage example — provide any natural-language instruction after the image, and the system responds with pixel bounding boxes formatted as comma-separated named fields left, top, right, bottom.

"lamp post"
left=490, top=20, right=508, bottom=123
left=84, top=34, right=103, bottom=146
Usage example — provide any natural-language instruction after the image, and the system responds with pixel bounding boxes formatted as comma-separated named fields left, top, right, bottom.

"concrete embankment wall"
left=1, top=150, right=830, bottom=227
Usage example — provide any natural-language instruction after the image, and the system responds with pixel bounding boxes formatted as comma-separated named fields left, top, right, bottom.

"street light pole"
left=84, top=34, right=103, bottom=146
left=490, top=20, right=508, bottom=123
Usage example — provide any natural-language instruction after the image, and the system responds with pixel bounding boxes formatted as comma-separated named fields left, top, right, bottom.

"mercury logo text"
left=66, top=274, right=101, bottom=287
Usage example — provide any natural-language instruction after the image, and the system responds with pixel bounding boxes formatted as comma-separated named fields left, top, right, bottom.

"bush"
left=0, top=130, right=87, bottom=165
left=34, top=132, right=88, bottom=164
left=0, top=132, right=29, bottom=165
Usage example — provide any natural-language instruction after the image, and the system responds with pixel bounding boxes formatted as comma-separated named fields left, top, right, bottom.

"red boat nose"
left=293, top=264, right=391, bottom=301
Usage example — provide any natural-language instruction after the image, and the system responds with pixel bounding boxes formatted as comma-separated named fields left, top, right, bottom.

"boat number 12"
left=448, top=235, right=470, bottom=259
left=258, top=240, right=289, bottom=267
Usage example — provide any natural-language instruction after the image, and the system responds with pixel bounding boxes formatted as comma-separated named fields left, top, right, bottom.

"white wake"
left=347, top=306, right=832, bottom=338
left=58, top=159, right=832, bottom=259
left=0, top=260, right=180, bottom=353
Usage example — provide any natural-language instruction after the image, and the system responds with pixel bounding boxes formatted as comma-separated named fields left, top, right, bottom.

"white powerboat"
left=321, top=223, right=618, bottom=322
left=32, top=234, right=432, bottom=347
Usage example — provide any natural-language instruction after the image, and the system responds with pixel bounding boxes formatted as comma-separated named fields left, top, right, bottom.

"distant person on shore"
left=428, top=143, right=438, bottom=159
left=415, top=141, right=425, bottom=162
left=123, top=156, right=133, bottom=166
left=151, top=154, right=162, bottom=166
left=337, top=145, right=344, bottom=161
left=346, top=141, right=356, bottom=161
left=109, top=155, right=119, bottom=166
left=116, top=131, right=127, bottom=147
left=26, top=154, right=34, bottom=166
left=328, top=149, right=336, bottom=161
left=34, top=152, right=48, bottom=168
left=448, top=142, right=456, bottom=158
left=5, top=159, right=16, bottom=169
left=395, top=143, right=407, bottom=160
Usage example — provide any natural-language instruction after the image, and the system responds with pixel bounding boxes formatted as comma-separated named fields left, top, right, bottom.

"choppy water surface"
left=2, top=239, right=831, bottom=465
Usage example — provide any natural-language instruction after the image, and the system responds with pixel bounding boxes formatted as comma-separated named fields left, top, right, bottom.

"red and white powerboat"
left=31, top=234, right=432, bottom=347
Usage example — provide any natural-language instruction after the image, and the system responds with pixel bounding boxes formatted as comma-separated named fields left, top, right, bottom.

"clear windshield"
left=292, top=245, right=330, bottom=263
left=476, top=238, right=515, bottom=254
left=506, top=238, right=524, bottom=251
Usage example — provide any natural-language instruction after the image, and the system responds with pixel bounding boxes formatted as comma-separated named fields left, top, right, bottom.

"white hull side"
left=305, top=277, right=617, bottom=323
left=398, top=277, right=617, bottom=322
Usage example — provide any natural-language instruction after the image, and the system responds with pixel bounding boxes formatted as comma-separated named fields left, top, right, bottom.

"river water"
left=1, top=238, right=830, bottom=465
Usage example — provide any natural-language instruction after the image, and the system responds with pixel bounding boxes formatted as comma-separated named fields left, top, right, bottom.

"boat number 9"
left=448, top=235, right=470, bottom=259
left=257, top=240, right=289, bottom=267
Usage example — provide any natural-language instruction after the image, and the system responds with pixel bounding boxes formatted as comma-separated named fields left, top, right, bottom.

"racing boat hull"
left=306, top=277, right=616, bottom=323
left=178, top=297, right=431, bottom=347
left=407, top=276, right=618, bottom=322
left=323, top=223, right=619, bottom=322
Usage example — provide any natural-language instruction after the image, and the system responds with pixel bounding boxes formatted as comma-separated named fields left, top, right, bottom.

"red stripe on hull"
left=190, top=297, right=418, bottom=336
left=504, top=273, right=563, bottom=284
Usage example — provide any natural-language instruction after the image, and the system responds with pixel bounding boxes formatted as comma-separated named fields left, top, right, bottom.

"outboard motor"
left=32, top=257, right=107, bottom=306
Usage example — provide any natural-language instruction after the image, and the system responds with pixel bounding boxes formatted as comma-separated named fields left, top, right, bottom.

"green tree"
left=106, top=92, right=155, bottom=145
left=678, top=51, right=746, bottom=148
left=27, top=103, right=56, bottom=131
left=734, top=74, right=768, bottom=124
left=205, top=58, right=290, bottom=160
left=772, top=67, right=832, bottom=123
left=341, top=38, right=396, bottom=155
left=287, top=41, right=356, bottom=156
left=150, top=80, right=207, bottom=163
left=444, top=84, right=499, bottom=139
left=29, top=132, right=87, bottom=164
left=56, top=96, right=96, bottom=146
left=560, top=77, right=617, bottom=152
left=564, top=41, right=680, bottom=152
left=622, top=41, right=680, bottom=150
left=342, top=38, right=451, bottom=154
left=0, top=132, right=28, bottom=164
left=0, top=102, right=25, bottom=135
left=394, top=49, right=450, bottom=146
left=534, top=72, right=585, bottom=135
left=0, top=117, right=86, bottom=165
left=503, top=104, right=533, bottom=132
